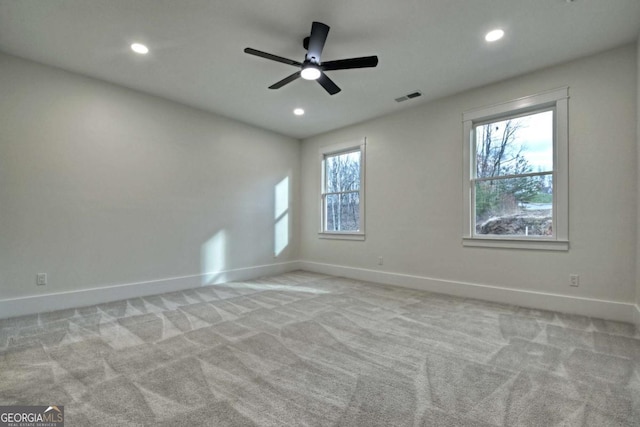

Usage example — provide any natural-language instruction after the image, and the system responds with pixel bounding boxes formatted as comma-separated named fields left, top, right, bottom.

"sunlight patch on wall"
left=200, top=229, right=227, bottom=285
left=274, top=177, right=290, bottom=256
left=275, top=213, right=289, bottom=256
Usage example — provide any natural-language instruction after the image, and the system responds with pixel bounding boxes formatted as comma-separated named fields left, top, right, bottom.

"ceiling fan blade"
left=269, top=71, right=301, bottom=89
left=322, top=56, right=379, bottom=71
left=317, top=72, right=341, bottom=95
left=244, top=48, right=302, bottom=67
left=306, top=22, right=330, bottom=63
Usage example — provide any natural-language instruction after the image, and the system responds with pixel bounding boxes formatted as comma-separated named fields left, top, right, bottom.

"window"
left=462, top=88, right=569, bottom=250
left=319, top=139, right=366, bottom=240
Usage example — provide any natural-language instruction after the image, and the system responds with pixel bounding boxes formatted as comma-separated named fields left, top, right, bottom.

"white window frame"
left=319, top=138, right=366, bottom=240
left=462, top=88, right=569, bottom=251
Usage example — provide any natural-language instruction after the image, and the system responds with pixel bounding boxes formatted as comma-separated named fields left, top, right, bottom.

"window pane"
left=325, top=151, right=361, bottom=193
left=475, top=110, right=553, bottom=179
left=475, top=174, right=553, bottom=236
left=325, top=192, right=360, bottom=231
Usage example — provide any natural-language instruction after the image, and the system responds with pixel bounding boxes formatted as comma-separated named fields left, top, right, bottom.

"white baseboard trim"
left=3, top=259, right=636, bottom=326
left=299, top=260, right=637, bottom=324
left=0, top=261, right=301, bottom=320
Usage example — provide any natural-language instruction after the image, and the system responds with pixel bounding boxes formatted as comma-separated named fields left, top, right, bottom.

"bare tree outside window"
left=473, top=110, right=554, bottom=236
left=323, top=150, right=361, bottom=231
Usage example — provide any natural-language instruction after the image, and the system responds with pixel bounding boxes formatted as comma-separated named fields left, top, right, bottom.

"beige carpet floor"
left=1, top=271, right=639, bottom=426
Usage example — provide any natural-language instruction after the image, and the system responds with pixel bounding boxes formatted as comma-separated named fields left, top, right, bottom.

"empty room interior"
left=2, top=1, right=640, bottom=425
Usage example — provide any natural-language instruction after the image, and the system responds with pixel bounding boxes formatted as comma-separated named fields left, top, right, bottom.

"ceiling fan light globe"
left=301, top=66, right=321, bottom=80
left=130, top=43, right=149, bottom=54
left=485, top=29, right=504, bottom=42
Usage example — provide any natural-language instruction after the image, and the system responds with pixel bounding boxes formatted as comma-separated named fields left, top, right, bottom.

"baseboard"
left=298, top=260, right=636, bottom=324
left=3, top=259, right=636, bottom=326
left=0, top=261, right=301, bottom=320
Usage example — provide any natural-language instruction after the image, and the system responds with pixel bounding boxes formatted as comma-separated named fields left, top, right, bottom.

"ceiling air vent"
left=395, top=91, right=422, bottom=103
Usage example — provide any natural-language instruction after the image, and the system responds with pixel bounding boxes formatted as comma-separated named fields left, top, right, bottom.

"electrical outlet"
left=570, top=274, right=579, bottom=287
left=377, top=257, right=383, bottom=266
left=36, top=273, right=47, bottom=286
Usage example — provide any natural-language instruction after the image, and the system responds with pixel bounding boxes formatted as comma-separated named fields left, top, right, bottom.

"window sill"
left=463, top=237, right=569, bottom=251
left=319, top=232, right=365, bottom=241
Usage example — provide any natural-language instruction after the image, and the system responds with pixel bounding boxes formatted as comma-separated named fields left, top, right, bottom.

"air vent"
left=395, top=91, right=422, bottom=103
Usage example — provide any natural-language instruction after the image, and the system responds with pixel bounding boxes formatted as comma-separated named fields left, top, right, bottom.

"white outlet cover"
left=37, top=273, right=47, bottom=285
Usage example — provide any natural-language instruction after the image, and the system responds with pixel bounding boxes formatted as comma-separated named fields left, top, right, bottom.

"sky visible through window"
left=482, top=110, right=553, bottom=173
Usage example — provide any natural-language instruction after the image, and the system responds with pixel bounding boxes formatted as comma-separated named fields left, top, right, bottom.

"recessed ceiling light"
left=293, top=108, right=305, bottom=116
left=130, top=43, right=149, bottom=54
left=485, top=29, right=504, bottom=42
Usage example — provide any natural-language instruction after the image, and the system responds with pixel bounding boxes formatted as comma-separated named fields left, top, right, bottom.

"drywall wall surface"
left=0, top=52, right=300, bottom=300
left=301, top=44, right=638, bottom=303
left=637, top=37, right=640, bottom=310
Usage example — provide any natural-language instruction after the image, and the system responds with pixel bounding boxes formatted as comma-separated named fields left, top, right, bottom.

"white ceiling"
left=1, top=0, right=639, bottom=139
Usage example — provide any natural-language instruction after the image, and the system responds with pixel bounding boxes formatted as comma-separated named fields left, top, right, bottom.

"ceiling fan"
left=244, top=21, right=378, bottom=95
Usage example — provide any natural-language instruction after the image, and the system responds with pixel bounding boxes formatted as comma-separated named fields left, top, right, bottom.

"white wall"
left=301, top=44, right=638, bottom=310
left=636, top=37, right=640, bottom=324
left=2, top=44, right=638, bottom=321
left=0, top=52, right=300, bottom=303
